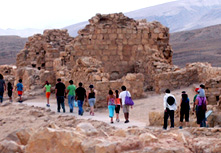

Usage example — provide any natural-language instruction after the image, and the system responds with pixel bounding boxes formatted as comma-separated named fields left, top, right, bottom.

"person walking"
left=16, top=79, right=23, bottom=103
left=119, top=86, right=132, bottom=123
left=193, top=88, right=199, bottom=115
left=163, top=89, right=177, bottom=130
left=107, top=90, right=116, bottom=123
left=44, top=81, right=51, bottom=107
left=67, top=80, right=76, bottom=113
left=7, top=82, right=13, bottom=102
left=195, top=93, right=208, bottom=127
left=75, top=82, right=87, bottom=116
left=0, top=74, right=6, bottom=103
left=179, top=91, right=190, bottom=129
left=55, top=78, right=66, bottom=113
left=88, top=85, right=96, bottom=116
left=198, top=84, right=206, bottom=98
left=115, top=90, right=121, bottom=122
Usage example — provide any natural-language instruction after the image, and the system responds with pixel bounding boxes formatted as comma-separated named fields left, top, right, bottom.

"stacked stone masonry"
left=6, top=13, right=219, bottom=106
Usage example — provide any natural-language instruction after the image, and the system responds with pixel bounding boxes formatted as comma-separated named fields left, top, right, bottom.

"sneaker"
left=46, top=104, right=50, bottom=107
left=116, top=119, right=120, bottom=122
left=179, top=126, right=183, bottom=129
left=111, top=121, right=114, bottom=124
left=70, top=109, right=73, bottom=113
left=124, top=120, right=129, bottom=123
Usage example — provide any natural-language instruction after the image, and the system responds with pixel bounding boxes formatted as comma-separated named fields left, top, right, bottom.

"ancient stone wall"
left=16, top=29, right=73, bottom=71
left=155, top=62, right=221, bottom=93
left=14, top=13, right=220, bottom=106
left=205, top=76, right=221, bottom=105
left=65, top=13, right=172, bottom=80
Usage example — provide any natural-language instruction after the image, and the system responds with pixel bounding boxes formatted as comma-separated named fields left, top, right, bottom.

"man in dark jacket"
left=55, top=78, right=66, bottom=113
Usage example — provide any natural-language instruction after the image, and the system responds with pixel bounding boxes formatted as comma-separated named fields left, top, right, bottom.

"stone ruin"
left=1, top=13, right=220, bottom=107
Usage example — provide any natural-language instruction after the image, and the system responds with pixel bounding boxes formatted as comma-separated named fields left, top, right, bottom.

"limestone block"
left=139, top=133, right=158, bottom=146
left=95, top=141, right=117, bottom=153
left=16, top=128, right=34, bottom=145
left=0, top=140, right=24, bottom=153
left=76, top=122, right=98, bottom=136
left=25, top=128, right=84, bottom=153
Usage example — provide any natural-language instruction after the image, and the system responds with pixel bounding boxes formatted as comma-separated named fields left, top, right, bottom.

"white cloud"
left=0, top=0, right=177, bottom=29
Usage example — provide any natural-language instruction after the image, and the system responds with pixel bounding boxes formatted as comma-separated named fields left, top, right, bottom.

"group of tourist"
left=0, top=73, right=209, bottom=126
left=106, top=86, right=132, bottom=123
left=44, top=79, right=132, bottom=123
left=0, top=74, right=23, bottom=103
left=163, top=84, right=208, bottom=130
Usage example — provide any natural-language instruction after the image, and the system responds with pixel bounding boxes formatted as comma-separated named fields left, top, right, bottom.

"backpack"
left=198, top=97, right=207, bottom=111
left=109, top=97, right=115, bottom=105
left=167, top=96, right=175, bottom=106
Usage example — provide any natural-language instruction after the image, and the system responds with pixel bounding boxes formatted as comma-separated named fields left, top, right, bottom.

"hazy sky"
left=0, top=0, right=177, bottom=30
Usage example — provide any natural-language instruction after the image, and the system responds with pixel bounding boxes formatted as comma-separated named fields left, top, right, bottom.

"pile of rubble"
left=0, top=104, right=220, bottom=153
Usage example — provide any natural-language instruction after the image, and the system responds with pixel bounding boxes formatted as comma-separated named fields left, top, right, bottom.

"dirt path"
left=23, top=86, right=196, bottom=129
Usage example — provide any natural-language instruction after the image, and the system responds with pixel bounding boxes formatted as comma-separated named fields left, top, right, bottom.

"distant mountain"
left=0, top=28, right=44, bottom=38
left=170, top=24, right=221, bottom=67
left=0, top=36, right=27, bottom=65
left=65, top=0, right=221, bottom=37
left=126, top=0, right=221, bottom=32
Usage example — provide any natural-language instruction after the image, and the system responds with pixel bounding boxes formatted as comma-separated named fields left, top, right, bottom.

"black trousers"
left=163, top=108, right=174, bottom=129
left=57, top=96, right=65, bottom=112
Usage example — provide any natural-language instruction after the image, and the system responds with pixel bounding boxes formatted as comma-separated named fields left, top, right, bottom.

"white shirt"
left=119, top=91, right=131, bottom=105
left=163, top=93, right=177, bottom=111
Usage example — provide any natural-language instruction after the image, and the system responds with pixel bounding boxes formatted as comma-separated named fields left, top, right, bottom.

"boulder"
left=0, top=140, right=24, bottom=153
left=16, top=128, right=34, bottom=145
left=139, top=133, right=158, bottom=146
left=25, top=127, right=84, bottom=153
left=76, top=122, right=98, bottom=136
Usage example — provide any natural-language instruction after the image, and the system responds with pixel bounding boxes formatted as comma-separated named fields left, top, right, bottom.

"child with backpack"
left=179, top=91, right=190, bottom=129
left=107, top=90, right=116, bottom=124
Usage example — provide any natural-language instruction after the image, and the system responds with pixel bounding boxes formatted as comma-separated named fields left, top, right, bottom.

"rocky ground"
left=0, top=86, right=220, bottom=153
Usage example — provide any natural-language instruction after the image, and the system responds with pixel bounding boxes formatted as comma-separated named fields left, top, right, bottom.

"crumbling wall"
left=205, top=76, right=221, bottom=105
left=69, top=57, right=144, bottom=107
left=155, top=62, right=221, bottom=93
left=64, top=13, right=172, bottom=80
left=16, top=29, right=73, bottom=71
left=14, top=13, right=220, bottom=106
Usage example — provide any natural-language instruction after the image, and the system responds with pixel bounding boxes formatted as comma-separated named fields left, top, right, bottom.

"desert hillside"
left=170, top=24, right=221, bottom=67
left=0, top=36, right=27, bottom=65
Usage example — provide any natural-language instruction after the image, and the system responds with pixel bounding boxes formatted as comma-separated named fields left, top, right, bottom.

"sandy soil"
left=23, top=86, right=196, bottom=127
left=0, top=85, right=196, bottom=140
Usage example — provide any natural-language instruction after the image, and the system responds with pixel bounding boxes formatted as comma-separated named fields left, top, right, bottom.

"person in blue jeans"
left=107, top=90, right=116, bottom=124
left=55, top=78, right=66, bottom=113
left=66, top=80, right=76, bottom=113
left=75, top=82, right=87, bottom=116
